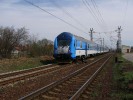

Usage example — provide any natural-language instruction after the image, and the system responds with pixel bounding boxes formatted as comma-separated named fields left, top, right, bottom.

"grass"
left=123, top=72, right=133, bottom=84
left=0, top=56, right=55, bottom=73
left=11, top=58, right=42, bottom=70
left=90, top=91, right=98, bottom=97
left=112, top=53, right=133, bottom=100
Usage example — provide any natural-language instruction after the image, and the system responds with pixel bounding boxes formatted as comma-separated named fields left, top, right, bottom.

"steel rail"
left=0, top=65, right=60, bottom=86
left=0, top=64, right=52, bottom=79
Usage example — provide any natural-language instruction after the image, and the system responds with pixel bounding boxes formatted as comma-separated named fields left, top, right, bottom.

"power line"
left=91, top=0, right=108, bottom=29
left=95, top=30, right=117, bottom=48
left=90, top=0, right=104, bottom=23
left=24, top=0, right=87, bottom=33
left=82, top=0, right=102, bottom=29
left=49, top=0, right=89, bottom=31
left=83, top=0, right=106, bottom=30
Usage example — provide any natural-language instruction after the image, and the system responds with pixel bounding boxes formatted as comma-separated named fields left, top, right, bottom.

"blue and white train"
left=53, top=32, right=109, bottom=62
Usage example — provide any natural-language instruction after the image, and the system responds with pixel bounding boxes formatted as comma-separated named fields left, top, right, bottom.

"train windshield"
left=58, top=40, right=70, bottom=46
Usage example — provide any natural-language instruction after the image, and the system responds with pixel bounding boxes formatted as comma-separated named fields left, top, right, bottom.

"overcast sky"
left=0, top=0, right=132, bottom=48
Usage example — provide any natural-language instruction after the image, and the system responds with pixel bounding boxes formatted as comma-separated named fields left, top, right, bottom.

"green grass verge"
left=112, top=53, right=133, bottom=100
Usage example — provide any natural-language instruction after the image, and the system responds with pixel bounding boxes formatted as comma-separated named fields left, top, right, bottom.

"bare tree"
left=26, top=36, right=53, bottom=57
left=0, top=26, right=28, bottom=58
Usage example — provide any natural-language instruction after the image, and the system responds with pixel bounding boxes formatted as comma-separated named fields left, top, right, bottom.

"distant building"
left=11, top=45, right=29, bottom=58
left=131, top=46, right=133, bottom=52
left=122, top=45, right=131, bottom=53
left=11, top=47, right=21, bottom=57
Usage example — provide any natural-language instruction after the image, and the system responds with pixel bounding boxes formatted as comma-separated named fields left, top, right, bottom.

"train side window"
left=88, top=44, right=89, bottom=48
left=76, top=40, right=78, bottom=47
left=80, top=41, right=82, bottom=48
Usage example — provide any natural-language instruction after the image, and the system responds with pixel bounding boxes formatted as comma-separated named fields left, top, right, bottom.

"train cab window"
left=58, top=40, right=70, bottom=46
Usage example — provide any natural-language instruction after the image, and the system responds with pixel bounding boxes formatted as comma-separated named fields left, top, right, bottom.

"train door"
left=85, top=42, right=87, bottom=57
left=97, top=44, right=98, bottom=53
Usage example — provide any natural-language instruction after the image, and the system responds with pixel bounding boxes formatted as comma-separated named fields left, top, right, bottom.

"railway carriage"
left=53, top=32, right=109, bottom=62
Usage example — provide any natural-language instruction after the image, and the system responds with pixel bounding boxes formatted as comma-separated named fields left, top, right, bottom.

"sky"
left=0, top=0, right=133, bottom=48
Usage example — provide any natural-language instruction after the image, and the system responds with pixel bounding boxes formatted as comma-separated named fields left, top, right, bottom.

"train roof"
left=59, top=32, right=97, bottom=44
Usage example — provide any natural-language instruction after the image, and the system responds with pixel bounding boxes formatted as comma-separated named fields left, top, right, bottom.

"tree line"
left=0, top=26, right=53, bottom=58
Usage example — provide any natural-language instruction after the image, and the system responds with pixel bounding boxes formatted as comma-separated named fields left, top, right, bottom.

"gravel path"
left=123, top=53, right=133, bottom=62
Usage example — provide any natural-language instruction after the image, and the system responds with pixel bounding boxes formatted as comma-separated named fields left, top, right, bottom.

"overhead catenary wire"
left=82, top=0, right=105, bottom=30
left=103, top=32, right=117, bottom=48
left=93, top=29, right=117, bottom=49
left=49, top=0, right=89, bottom=31
left=24, top=0, right=87, bottom=34
left=82, top=0, right=113, bottom=47
left=82, top=0, right=102, bottom=29
left=90, top=0, right=104, bottom=23
left=90, top=0, right=108, bottom=30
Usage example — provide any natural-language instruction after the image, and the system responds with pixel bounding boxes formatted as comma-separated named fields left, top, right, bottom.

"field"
left=0, top=56, right=54, bottom=73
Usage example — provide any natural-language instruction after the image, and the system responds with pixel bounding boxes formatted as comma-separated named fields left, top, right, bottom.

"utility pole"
left=116, top=26, right=122, bottom=52
left=90, top=28, right=94, bottom=42
left=103, top=38, right=104, bottom=52
left=100, top=39, right=102, bottom=53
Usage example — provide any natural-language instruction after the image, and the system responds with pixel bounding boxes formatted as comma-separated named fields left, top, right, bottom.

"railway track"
left=70, top=55, right=112, bottom=100
left=19, top=54, right=112, bottom=100
left=0, top=64, right=52, bottom=79
left=0, top=64, right=62, bottom=86
left=0, top=54, right=103, bottom=87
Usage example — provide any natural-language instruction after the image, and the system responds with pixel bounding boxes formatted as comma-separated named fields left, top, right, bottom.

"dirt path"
left=123, top=53, right=133, bottom=62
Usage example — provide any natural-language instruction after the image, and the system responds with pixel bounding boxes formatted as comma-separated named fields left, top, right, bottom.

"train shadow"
left=40, top=59, right=56, bottom=65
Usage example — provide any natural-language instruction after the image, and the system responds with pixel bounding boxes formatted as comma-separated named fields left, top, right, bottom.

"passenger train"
left=53, top=32, right=109, bottom=62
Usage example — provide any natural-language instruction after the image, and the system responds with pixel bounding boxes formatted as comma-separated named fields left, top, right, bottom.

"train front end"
left=53, top=32, right=74, bottom=62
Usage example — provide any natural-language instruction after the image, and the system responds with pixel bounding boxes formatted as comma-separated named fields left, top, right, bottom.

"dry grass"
left=0, top=56, right=54, bottom=73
